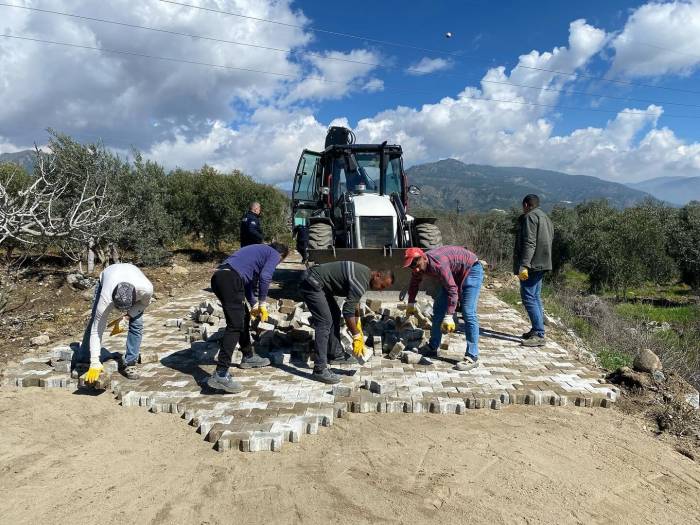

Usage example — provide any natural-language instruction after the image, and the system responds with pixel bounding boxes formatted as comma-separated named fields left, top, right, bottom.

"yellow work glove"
left=352, top=332, right=365, bottom=358
left=356, top=317, right=362, bottom=333
left=84, top=364, right=104, bottom=384
left=518, top=267, right=529, bottom=281
left=406, top=303, right=417, bottom=316
left=441, top=316, right=456, bottom=334
left=108, top=317, right=127, bottom=336
left=251, top=302, right=269, bottom=323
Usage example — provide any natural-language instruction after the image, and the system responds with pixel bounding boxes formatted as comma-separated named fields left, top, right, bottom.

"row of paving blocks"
left=102, top=373, right=614, bottom=453
left=2, top=289, right=619, bottom=453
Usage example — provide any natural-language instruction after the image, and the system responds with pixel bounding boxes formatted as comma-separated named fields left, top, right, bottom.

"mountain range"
left=626, top=176, right=700, bottom=206
left=406, top=159, right=656, bottom=212
left=0, top=150, right=36, bottom=173
left=3, top=149, right=696, bottom=208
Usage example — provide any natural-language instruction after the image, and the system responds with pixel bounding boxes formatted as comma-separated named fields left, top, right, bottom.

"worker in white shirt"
left=72, top=263, right=153, bottom=383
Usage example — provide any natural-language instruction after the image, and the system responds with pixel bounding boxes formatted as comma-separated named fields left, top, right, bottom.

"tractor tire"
left=308, top=222, right=334, bottom=250
left=415, top=223, right=443, bottom=250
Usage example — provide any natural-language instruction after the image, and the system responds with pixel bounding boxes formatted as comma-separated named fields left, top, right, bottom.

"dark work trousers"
left=210, top=268, right=252, bottom=373
left=299, top=278, right=343, bottom=372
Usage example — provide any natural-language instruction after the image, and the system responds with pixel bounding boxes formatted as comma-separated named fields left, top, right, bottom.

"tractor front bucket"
left=308, top=247, right=412, bottom=291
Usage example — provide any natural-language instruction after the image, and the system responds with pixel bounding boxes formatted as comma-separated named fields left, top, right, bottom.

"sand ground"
left=1, top=389, right=698, bottom=525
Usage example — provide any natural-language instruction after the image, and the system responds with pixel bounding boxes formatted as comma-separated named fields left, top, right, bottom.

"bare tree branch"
left=0, top=145, right=123, bottom=251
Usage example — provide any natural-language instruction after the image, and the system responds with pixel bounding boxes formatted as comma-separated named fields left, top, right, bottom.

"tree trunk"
left=108, top=243, right=121, bottom=264
left=87, top=238, right=96, bottom=274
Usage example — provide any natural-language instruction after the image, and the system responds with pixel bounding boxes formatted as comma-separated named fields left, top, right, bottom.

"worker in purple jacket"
left=207, top=242, right=289, bottom=393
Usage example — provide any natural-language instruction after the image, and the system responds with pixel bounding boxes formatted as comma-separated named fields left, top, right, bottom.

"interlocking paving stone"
left=1, top=262, right=619, bottom=452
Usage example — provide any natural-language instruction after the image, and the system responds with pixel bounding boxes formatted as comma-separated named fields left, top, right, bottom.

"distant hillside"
left=0, top=149, right=35, bottom=173
left=406, top=159, right=656, bottom=212
left=626, top=176, right=700, bottom=206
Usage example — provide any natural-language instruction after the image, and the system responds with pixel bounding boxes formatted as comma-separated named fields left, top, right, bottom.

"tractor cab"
left=291, top=126, right=441, bottom=287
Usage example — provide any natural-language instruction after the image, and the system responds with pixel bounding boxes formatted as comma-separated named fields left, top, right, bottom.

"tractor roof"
left=323, top=143, right=403, bottom=155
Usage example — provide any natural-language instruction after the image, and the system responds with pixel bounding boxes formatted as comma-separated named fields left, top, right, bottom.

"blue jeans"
left=430, top=263, right=483, bottom=360
left=520, top=270, right=545, bottom=337
left=75, top=283, right=144, bottom=366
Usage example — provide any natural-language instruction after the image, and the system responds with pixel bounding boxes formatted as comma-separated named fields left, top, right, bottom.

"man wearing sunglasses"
left=404, top=246, right=484, bottom=371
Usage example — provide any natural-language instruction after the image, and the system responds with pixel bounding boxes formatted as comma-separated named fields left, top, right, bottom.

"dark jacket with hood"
left=513, top=207, right=554, bottom=274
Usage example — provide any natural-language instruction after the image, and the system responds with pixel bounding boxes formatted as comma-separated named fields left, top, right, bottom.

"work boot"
left=454, top=355, right=479, bottom=371
left=207, top=371, right=244, bottom=393
left=70, top=362, right=89, bottom=379
left=239, top=352, right=271, bottom=369
left=117, top=356, right=140, bottom=379
left=330, top=352, right=358, bottom=365
left=521, top=335, right=546, bottom=347
left=418, top=343, right=438, bottom=358
left=312, top=368, right=341, bottom=384
left=122, top=364, right=140, bottom=379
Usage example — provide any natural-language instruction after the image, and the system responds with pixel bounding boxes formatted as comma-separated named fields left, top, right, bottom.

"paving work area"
left=1, top=261, right=619, bottom=453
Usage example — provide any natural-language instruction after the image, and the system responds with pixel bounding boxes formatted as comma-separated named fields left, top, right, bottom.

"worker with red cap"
left=404, top=246, right=484, bottom=371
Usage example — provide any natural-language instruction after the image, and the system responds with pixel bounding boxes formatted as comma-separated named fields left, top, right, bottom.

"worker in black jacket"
left=240, top=202, right=264, bottom=247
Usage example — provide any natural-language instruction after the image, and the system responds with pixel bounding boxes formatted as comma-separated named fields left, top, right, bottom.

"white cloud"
left=145, top=108, right=327, bottom=182
left=480, top=20, right=607, bottom=107
left=2, top=2, right=700, bottom=186
left=0, top=0, right=310, bottom=149
left=611, top=0, right=700, bottom=77
left=283, top=49, right=383, bottom=103
left=406, top=57, right=453, bottom=76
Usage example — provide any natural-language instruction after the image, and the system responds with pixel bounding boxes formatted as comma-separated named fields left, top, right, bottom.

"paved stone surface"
left=1, top=262, right=619, bottom=453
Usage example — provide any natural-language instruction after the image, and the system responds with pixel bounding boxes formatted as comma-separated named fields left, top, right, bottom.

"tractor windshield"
left=331, top=152, right=403, bottom=200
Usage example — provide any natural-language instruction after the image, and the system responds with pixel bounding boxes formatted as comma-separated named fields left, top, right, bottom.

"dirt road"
left=1, top=389, right=698, bottom=525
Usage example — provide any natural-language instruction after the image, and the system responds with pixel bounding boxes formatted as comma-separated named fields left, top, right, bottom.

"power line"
left=157, top=0, right=700, bottom=96
left=3, top=33, right=699, bottom=120
left=3, top=2, right=700, bottom=109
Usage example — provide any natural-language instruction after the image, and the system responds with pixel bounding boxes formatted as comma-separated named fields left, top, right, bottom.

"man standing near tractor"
left=404, top=246, right=484, bottom=371
left=513, top=194, right=554, bottom=347
left=240, top=201, right=264, bottom=247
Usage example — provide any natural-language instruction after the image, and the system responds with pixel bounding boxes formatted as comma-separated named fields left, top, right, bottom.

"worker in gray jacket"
left=513, top=194, right=554, bottom=347
left=73, top=263, right=153, bottom=383
left=299, top=262, right=394, bottom=384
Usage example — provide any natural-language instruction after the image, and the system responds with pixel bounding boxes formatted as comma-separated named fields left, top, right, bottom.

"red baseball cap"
left=402, top=247, right=426, bottom=267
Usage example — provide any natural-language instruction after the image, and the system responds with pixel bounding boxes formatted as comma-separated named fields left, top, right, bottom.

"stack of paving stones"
left=1, top=281, right=620, bottom=453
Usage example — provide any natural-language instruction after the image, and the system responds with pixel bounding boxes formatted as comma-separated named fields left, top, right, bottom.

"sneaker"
left=239, top=353, right=271, bottom=369
left=312, top=368, right=341, bottom=384
left=521, top=335, right=546, bottom=347
left=521, top=330, right=535, bottom=340
left=207, top=372, right=244, bottom=393
left=123, top=364, right=140, bottom=380
left=71, top=362, right=89, bottom=378
left=418, top=343, right=438, bottom=358
left=454, top=356, right=479, bottom=371
left=330, top=353, right=358, bottom=365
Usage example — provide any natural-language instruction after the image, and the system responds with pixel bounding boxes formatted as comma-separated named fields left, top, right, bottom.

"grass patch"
left=552, top=267, right=589, bottom=291
left=597, top=348, right=634, bottom=371
left=497, top=288, right=520, bottom=308
left=602, top=282, right=694, bottom=302
left=614, top=303, right=700, bottom=325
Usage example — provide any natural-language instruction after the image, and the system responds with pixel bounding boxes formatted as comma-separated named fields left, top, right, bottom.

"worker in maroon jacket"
left=404, top=246, right=484, bottom=371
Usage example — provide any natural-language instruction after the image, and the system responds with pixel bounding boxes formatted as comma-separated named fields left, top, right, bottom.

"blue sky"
left=1, top=0, right=700, bottom=183
left=300, top=0, right=699, bottom=140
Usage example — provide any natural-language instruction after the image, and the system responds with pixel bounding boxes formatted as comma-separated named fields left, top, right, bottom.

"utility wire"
left=2, top=2, right=700, bottom=108
left=3, top=33, right=699, bottom=120
left=157, top=0, right=700, bottom=96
